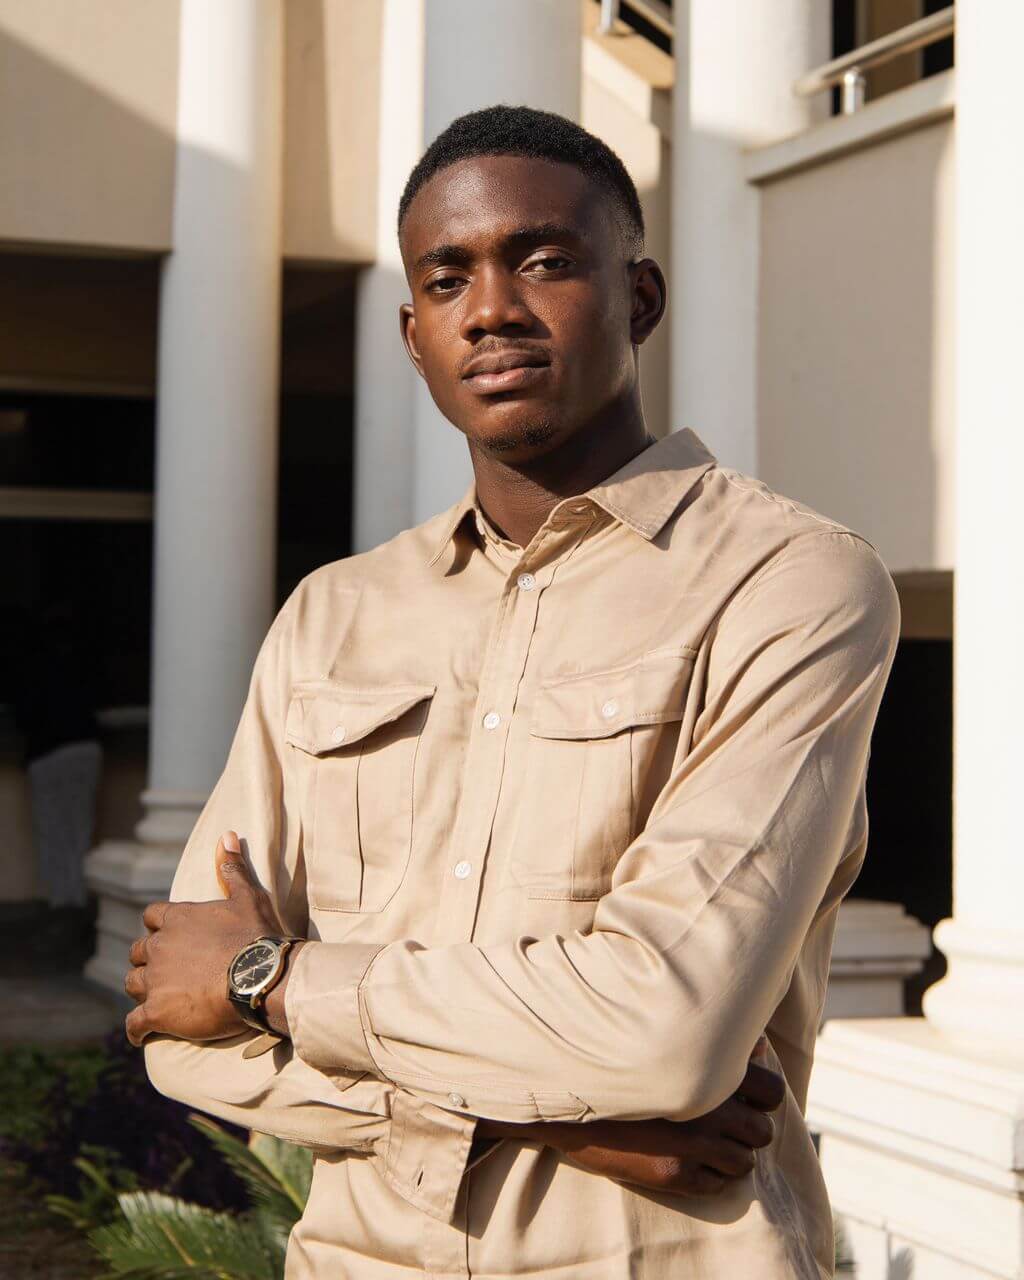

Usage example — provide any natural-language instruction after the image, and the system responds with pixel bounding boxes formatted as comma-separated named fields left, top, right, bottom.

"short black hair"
left=398, top=104, right=645, bottom=258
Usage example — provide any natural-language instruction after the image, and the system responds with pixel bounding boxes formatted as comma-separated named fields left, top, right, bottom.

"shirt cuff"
left=286, top=940, right=385, bottom=1076
left=374, top=1088, right=479, bottom=1224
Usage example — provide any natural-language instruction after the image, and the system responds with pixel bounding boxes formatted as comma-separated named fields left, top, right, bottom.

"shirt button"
left=449, top=1091, right=467, bottom=1107
left=453, top=860, right=472, bottom=880
left=516, top=572, right=536, bottom=591
left=601, top=699, right=619, bottom=719
left=331, top=725, right=347, bottom=743
left=482, top=710, right=501, bottom=730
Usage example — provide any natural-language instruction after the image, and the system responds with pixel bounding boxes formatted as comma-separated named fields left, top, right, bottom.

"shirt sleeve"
left=286, top=530, right=901, bottom=1124
left=143, top=589, right=477, bottom=1223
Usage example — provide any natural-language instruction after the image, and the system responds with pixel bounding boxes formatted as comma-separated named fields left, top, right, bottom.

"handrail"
left=795, top=5, right=954, bottom=115
left=598, top=0, right=674, bottom=42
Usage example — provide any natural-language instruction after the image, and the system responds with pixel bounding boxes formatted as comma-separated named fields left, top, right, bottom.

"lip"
left=463, top=364, right=551, bottom=395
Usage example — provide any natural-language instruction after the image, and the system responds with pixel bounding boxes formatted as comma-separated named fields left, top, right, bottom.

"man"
left=128, top=107, right=899, bottom=1278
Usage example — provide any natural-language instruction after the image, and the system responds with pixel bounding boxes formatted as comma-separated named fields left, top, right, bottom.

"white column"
left=412, top=0, right=582, bottom=525
left=808, top=9, right=1024, bottom=1276
left=352, top=0, right=425, bottom=555
left=671, top=1, right=829, bottom=474
left=353, top=0, right=583, bottom=549
left=823, top=900, right=930, bottom=1022
left=86, top=0, right=284, bottom=992
left=921, top=0, right=1024, bottom=1050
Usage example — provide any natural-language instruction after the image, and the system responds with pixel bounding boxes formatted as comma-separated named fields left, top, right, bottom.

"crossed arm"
left=132, top=830, right=783, bottom=1196
left=134, top=530, right=898, bottom=1203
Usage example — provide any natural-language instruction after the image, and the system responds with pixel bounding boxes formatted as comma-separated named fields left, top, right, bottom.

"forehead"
left=400, top=154, right=620, bottom=263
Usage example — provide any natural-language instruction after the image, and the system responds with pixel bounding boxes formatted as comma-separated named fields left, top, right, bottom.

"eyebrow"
left=411, top=222, right=583, bottom=276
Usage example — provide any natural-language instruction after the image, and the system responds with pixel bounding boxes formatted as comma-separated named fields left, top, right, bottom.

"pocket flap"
left=531, top=649, right=694, bottom=740
left=285, top=680, right=436, bottom=755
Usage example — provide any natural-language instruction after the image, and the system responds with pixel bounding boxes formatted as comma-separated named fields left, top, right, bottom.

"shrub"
left=0, top=1029, right=248, bottom=1214
left=87, top=1117, right=312, bottom=1280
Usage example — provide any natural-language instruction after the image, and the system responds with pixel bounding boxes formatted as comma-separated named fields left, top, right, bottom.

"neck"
left=467, top=398, right=653, bottom=549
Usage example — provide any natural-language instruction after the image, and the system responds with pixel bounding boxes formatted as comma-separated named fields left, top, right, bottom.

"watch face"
left=230, top=941, right=278, bottom=997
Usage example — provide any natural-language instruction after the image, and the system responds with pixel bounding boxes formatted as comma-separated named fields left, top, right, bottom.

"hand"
left=124, top=830, right=283, bottom=1047
left=478, top=1041, right=784, bottom=1197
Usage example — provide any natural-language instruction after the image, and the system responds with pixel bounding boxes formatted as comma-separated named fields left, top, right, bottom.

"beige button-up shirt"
left=145, top=428, right=899, bottom=1279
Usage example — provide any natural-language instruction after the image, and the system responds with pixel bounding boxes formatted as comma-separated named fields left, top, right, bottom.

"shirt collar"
left=426, top=484, right=482, bottom=568
left=426, top=427, right=717, bottom=567
left=587, top=427, right=717, bottom=540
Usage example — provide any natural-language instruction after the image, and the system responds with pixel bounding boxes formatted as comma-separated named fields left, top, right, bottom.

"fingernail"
left=223, top=831, right=241, bottom=854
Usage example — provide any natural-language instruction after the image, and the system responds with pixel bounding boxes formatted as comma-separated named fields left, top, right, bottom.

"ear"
left=628, top=258, right=667, bottom=346
left=399, top=303, right=427, bottom=380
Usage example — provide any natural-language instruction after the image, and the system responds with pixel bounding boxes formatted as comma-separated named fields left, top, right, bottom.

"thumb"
left=215, top=830, right=252, bottom=898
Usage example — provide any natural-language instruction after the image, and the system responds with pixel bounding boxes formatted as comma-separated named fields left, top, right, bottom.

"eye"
left=524, top=254, right=572, bottom=274
left=425, top=273, right=466, bottom=294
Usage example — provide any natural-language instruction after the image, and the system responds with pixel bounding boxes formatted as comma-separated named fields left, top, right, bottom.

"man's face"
left=399, top=155, right=658, bottom=461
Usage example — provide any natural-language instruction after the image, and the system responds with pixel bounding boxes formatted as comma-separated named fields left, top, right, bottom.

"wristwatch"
left=227, top=935, right=303, bottom=1034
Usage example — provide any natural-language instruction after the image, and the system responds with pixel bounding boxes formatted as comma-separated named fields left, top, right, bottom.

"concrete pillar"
left=353, top=0, right=583, bottom=551
left=823, top=900, right=930, bottom=1023
left=921, top=0, right=1024, bottom=1051
left=670, top=1, right=829, bottom=473
left=86, top=0, right=284, bottom=992
left=808, top=8, right=1024, bottom=1276
left=352, top=0, right=425, bottom=555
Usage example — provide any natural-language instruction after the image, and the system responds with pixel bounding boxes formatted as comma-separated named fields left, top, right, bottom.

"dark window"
left=857, top=638, right=954, bottom=1013
left=0, top=392, right=156, bottom=714
left=276, top=390, right=354, bottom=604
left=922, top=0, right=954, bottom=77
left=618, top=2, right=672, bottom=55
left=831, top=1, right=954, bottom=115
left=0, top=392, right=154, bottom=491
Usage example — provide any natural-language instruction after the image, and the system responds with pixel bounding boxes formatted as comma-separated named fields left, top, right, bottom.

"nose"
left=460, top=264, right=535, bottom=341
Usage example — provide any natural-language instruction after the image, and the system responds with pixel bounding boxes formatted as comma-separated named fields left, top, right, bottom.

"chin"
left=469, top=413, right=563, bottom=458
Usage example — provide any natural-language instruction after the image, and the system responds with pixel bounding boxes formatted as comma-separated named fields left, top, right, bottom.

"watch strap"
left=241, top=1031, right=283, bottom=1059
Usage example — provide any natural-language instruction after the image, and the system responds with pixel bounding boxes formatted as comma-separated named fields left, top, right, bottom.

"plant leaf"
left=247, top=1132, right=313, bottom=1215
left=89, top=1190, right=282, bottom=1280
left=187, top=1116, right=310, bottom=1224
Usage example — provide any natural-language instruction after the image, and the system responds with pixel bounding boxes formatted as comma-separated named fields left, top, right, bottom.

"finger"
left=125, top=1004, right=150, bottom=1048
left=735, top=1060, right=786, bottom=1112
left=123, top=966, right=147, bottom=1003
left=142, top=901, right=171, bottom=932
left=702, top=1137, right=757, bottom=1179
left=717, top=1098, right=774, bottom=1149
left=128, top=936, right=149, bottom=967
left=215, top=830, right=253, bottom=898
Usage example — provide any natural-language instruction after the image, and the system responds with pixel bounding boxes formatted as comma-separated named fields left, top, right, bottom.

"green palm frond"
left=89, top=1191, right=282, bottom=1280
left=186, top=1116, right=311, bottom=1224
left=46, top=1150, right=140, bottom=1231
left=247, top=1132, right=313, bottom=1216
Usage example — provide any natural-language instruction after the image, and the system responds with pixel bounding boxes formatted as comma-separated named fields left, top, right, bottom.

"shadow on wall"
left=0, top=0, right=375, bottom=261
left=755, top=115, right=954, bottom=574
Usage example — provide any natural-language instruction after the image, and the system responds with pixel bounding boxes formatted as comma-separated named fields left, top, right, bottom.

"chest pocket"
left=508, top=649, right=695, bottom=901
left=285, top=680, right=436, bottom=913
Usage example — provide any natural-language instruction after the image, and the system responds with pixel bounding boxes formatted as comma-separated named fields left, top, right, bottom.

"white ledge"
left=745, top=68, right=955, bottom=186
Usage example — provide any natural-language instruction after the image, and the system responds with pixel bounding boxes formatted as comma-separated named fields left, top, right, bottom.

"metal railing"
left=598, top=0, right=674, bottom=41
left=794, top=5, right=955, bottom=115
